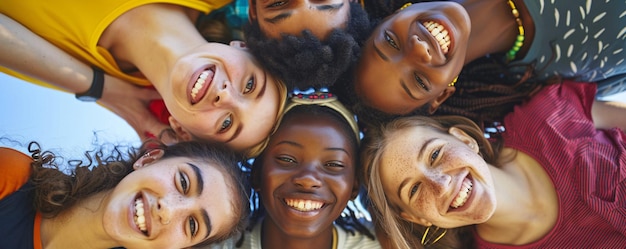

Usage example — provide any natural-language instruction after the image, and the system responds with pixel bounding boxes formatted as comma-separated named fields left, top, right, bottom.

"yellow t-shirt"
left=0, top=0, right=230, bottom=89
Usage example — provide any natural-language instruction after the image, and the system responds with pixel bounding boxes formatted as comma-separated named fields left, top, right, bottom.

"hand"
left=97, top=74, right=169, bottom=141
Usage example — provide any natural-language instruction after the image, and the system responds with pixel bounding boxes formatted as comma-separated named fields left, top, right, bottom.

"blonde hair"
left=361, top=115, right=497, bottom=249
left=244, top=79, right=288, bottom=158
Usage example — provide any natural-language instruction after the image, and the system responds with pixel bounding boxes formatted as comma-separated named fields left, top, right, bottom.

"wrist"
left=75, top=67, right=104, bottom=102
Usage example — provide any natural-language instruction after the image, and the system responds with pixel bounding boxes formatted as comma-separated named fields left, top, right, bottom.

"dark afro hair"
left=243, top=2, right=371, bottom=91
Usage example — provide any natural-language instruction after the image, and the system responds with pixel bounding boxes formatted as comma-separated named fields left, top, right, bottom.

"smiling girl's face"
left=378, top=125, right=496, bottom=229
left=355, top=1, right=471, bottom=115
left=103, top=156, right=236, bottom=248
left=255, top=110, right=359, bottom=237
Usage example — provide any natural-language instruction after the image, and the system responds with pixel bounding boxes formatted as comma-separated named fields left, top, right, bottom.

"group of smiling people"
left=1, top=0, right=625, bottom=248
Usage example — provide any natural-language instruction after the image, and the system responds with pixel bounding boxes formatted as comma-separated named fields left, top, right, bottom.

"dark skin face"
left=253, top=111, right=359, bottom=248
left=356, top=2, right=471, bottom=115
left=248, top=0, right=350, bottom=39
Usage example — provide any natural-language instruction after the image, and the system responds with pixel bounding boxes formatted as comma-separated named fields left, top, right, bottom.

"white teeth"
left=423, top=21, right=451, bottom=54
left=285, top=199, right=324, bottom=212
left=190, top=71, right=210, bottom=100
left=451, top=178, right=472, bottom=209
left=134, top=198, right=147, bottom=233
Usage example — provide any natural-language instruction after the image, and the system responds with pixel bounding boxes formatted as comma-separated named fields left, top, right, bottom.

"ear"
left=427, top=86, right=456, bottom=114
left=400, top=211, right=432, bottom=227
left=448, top=127, right=479, bottom=153
left=168, top=116, right=193, bottom=142
left=248, top=0, right=257, bottom=22
left=133, top=149, right=165, bottom=170
left=229, top=40, right=247, bottom=49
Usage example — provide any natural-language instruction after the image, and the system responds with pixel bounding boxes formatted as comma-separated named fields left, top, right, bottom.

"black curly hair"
left=243, top=2, right=372, bottom=91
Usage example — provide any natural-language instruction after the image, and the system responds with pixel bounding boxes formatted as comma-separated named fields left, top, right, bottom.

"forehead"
left=198, top=164, right=237, bottom=237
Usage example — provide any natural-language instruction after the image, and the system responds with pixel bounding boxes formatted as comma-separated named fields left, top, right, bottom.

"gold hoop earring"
left=421, top=226, right=447, bottom=246
left=400, top=3, right=412, bottom=10
left=448, top=76, right=458, bottom=87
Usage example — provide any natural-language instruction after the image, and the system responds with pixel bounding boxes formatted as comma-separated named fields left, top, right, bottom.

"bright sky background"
left=1, top=72, right=140, bottom=158
left=1, top=72, right=625, bottom=158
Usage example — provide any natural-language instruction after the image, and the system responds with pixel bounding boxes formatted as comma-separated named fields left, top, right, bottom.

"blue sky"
left=1, top=72, right=140, bottom=158
left=1, top=72, right=625, bottom=158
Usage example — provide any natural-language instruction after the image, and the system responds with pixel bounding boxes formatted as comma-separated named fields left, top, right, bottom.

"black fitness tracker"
left=75, top=67, right=104, bottom=102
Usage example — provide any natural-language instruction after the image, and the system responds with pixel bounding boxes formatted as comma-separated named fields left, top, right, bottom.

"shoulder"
left=0, top=148, right=33, bottom=199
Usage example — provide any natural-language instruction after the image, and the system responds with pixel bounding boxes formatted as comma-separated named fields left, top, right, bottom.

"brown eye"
left=179, top=171, right=189, bottom=194
left=384, top=30, right=399, bottom=50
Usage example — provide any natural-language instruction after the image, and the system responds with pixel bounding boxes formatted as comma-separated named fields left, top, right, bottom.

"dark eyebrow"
left=277, top=140, right=303, bottom=148
left=188, top=163, right=213, bottom=240
left=401, top=79, right=419, bottom=100
left=396, top=138, right=435, bottom=200
left=265, top=3, right=344, bottom=24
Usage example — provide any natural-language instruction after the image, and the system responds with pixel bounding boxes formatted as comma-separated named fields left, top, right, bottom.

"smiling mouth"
left=285, top=199, right=324, bottom=212
left=450, top=177, right=473, bottom=209
left=190, top=67, right=215, bottom=104
left=423, top=21, right=451, bottom=54
left=134, top=197, right=148, bottom=235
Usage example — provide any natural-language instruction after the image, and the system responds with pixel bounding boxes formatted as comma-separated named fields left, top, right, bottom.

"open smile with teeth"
left=190, top=69, right=215, bottom=100
left=285, top=199, right=324, bottom=212
left=134, top=197, right=148, bottom=235
left=451, top=177, right=472, bottom=209
left=423, top=21, right=451, bottom=54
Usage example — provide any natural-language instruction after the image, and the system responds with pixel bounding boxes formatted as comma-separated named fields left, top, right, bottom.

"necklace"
left=505, top=0, right=525, bottom=61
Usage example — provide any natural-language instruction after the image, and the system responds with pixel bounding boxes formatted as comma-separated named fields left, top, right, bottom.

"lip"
left=446, top=174, right=474, bottom=213
left=413, top=19, right=454, bottom=63
left=280, top=194, right=329, bottom=219
left=130, top=192, right=153, bottom=237
left=187, top=65, right=216, bottom=105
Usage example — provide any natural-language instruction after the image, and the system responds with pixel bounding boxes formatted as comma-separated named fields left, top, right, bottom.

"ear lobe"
left=428, top=86, right=456, bottom=114
left=448, top=127, right=479, bottom=153
left=400, top=211, right=433, bottom=227
left=133, top=149, right=165, bottom=170
left=168, top=116, right=193, bottom=142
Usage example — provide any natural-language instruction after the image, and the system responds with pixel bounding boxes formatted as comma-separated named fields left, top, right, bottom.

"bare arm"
left=592, top=100, right=626, bottom=131
left=0, top=14, right=168, bottom=140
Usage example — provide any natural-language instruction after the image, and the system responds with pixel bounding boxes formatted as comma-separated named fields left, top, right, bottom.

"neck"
left=458, top=0, right=520, bottom=63
left=101, top=4, right=206, bottom=91
left=476, top=148, right=557, bottom=244
left=40, top=192, right=116, bottom=249
left=260, top=218, right=335, bottom=249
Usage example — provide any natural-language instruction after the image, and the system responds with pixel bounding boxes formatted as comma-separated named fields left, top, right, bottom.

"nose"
left=292, top=164, right=322, bottom=190
left=155, top=195, right=187, bottom=226
left=214, top=80, right=239, bottom=107
left=408, top=35, right=432, bottom=63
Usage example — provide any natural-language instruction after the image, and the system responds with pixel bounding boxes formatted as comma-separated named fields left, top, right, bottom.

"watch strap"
left=75, top=67, right=104, bottom=102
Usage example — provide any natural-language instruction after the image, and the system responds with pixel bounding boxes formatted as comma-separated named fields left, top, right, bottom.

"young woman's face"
left=166, top=42, right=282, bottom=152
left=356, top=2, right=470, bottom=115
left=103, top=157, right=235, bottom=248
left=378, top=126, right=496, bottom=229
left=249, top=0, right=350, bottom=39
left=257, top=112, right=358, bottom=237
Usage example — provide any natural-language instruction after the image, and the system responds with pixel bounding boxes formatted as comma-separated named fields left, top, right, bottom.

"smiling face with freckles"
left=102, top=155, right=236, bottom=248
left=254, top=108, right=359, bottom=238
left=378, top=125, right=496, bottom=229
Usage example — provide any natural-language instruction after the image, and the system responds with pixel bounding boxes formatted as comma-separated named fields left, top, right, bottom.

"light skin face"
left=255, top=113, right=359, bottom=237
left=378, top=126, right=496, bottom=229
left=249, top=0, right=350, bottom=39
left=165, top=41, right=281, bottom=152
left=102, top=151, right=235, bottom=248
left=356, top=2, right=471, bottom=115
